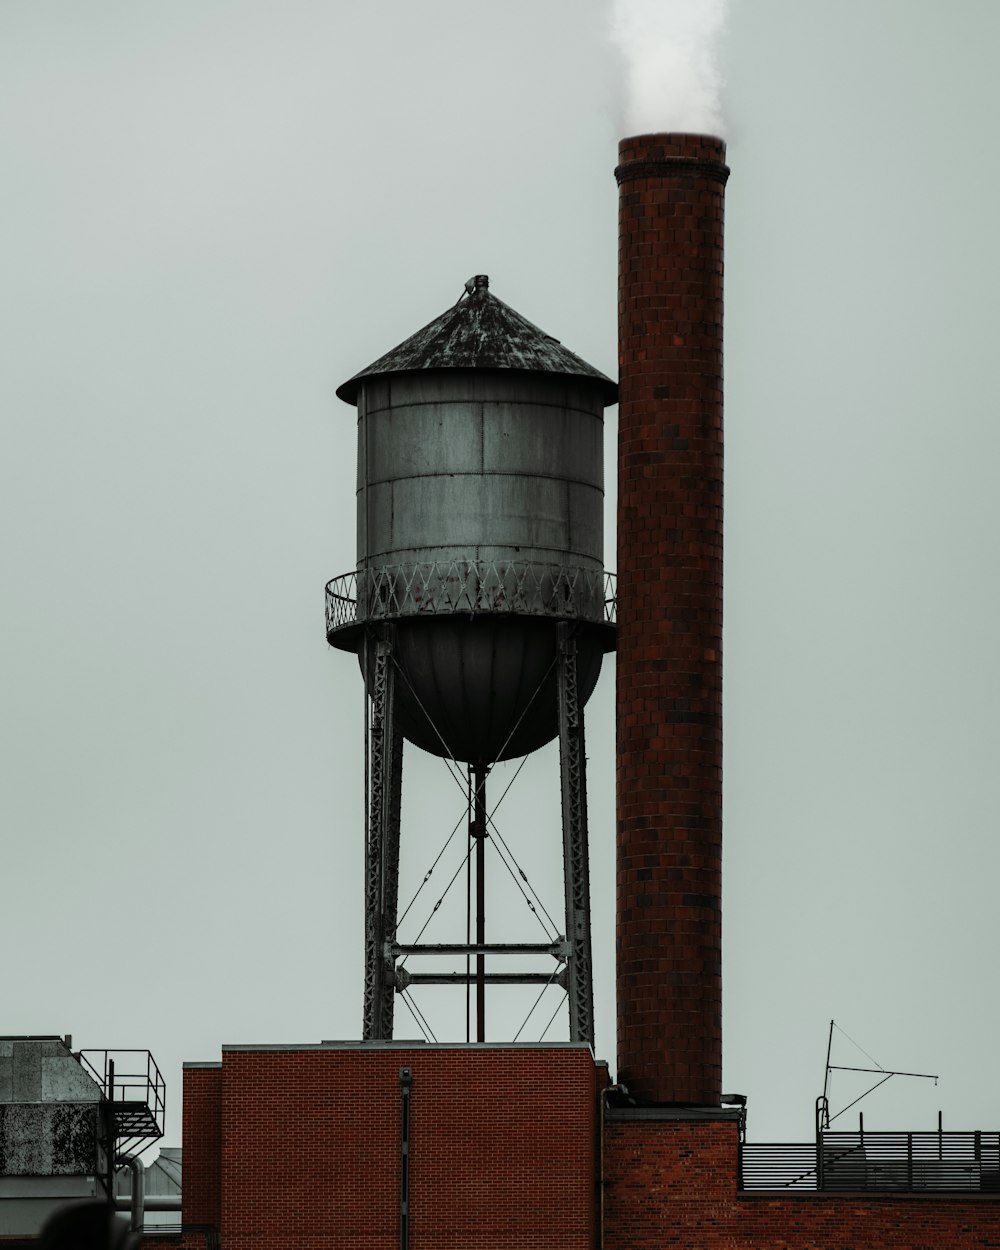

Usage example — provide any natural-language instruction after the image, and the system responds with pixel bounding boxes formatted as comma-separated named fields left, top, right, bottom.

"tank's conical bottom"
left=360, top=616, right=605, bottom=762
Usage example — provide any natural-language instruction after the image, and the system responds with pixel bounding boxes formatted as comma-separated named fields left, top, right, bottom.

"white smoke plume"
left=611, top=0, right=728, bottom=137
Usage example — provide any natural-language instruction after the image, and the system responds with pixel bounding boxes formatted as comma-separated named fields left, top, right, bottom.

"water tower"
left=326, top=275, right=616, bottom=1044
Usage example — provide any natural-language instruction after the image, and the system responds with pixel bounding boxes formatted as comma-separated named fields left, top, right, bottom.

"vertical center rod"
left=465, top=766, right=472, bottom=1045
left=473, top=762, right=487, bottom=1042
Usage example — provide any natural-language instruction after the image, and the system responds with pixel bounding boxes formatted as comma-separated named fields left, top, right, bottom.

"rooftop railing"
left=78, top=1049, right=165, bottom=1156
left=740, top=1131, right=1000, bottom=1194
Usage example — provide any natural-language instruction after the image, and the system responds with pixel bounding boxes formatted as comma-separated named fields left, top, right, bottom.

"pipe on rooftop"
left=115, top=1155, right=145, bottom=1233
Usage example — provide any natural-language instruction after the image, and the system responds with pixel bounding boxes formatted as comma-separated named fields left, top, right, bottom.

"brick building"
left=181, top=1044, right=1000, bottom=1249
left=173, top=135, right=1000, bottom=1249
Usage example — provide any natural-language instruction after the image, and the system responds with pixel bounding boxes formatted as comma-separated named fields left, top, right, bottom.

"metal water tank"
left=327, top=275, right=616, bottom=763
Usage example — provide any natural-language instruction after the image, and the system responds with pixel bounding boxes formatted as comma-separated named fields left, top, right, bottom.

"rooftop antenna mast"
left=817, top=1018, right=939, bottom=1131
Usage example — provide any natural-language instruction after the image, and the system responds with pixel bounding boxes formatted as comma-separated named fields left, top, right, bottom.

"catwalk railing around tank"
left=739, top=1131, right=1000, bottom=1193
left=325, top=560, right=617, bottom=635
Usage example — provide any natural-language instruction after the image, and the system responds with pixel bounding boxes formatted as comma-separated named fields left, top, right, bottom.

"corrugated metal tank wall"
left=357, top=373, right=605, bottom=573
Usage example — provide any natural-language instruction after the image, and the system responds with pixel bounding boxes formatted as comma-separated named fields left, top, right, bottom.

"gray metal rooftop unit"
left=0, top=1037, right=164, bottom=1239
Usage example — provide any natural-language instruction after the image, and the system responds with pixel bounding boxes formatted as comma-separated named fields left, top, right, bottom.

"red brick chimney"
left=615, top=133, right=729, bottom=1106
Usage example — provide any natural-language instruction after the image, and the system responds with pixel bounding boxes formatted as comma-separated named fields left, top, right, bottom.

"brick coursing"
left=615, top=133, right=728, bottom=1106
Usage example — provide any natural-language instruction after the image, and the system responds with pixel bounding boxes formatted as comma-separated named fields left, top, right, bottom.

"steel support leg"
left=363, top=628, right=403, bottom=1040
left=557, top=622, right=595, bottom=1046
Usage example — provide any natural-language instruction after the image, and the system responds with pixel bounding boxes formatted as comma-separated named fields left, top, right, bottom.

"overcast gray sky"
left=3, top=0, right=999, bottom=1147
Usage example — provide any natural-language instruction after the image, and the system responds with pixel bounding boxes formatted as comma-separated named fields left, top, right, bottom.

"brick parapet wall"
left=186, top=1045, right=597, bottom=1250
left=603, top=1118, right=1000, bottom=1248
left=615, top=133, right=728, bottom=1105
left=181, top=1064, right=222, bottom=1233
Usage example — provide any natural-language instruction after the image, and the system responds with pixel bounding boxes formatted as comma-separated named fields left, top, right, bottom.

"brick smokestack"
left=615, top=133, right=729, bottom=1106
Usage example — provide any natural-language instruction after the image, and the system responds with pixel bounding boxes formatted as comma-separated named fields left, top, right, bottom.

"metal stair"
left=78, top=1049, right=165, bottom=1157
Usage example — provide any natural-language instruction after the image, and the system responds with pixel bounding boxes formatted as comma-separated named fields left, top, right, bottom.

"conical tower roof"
left=336, top=275, right=617, bottom=405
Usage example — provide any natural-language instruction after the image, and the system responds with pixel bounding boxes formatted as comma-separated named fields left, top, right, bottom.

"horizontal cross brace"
left=392, top=942, right=567, bottom=958
left=399, top=972, right=563, bottom=987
